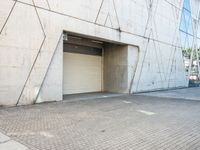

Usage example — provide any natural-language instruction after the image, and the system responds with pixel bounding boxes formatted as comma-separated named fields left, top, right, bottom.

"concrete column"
left=104, top=44, right=138, bottom=93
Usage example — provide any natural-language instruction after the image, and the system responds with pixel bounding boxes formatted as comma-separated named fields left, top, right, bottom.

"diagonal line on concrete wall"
left=151, top=0, right=165, bottom=83
left=135, top=0, right=160, bottom=91
left=34, top=32, right=63, bottom=104
left=95, top=0, right=120, bottom=29
left=168, top=47, right=177, bottom=87
left=10, top=0, right=182, bottom=48
left=31, top=0, right=46, bottom=37
left=167, top=2, right=183, bottom=87
left=16, top=38, right=46, bottom=106
left=135, top=0, right=153, bottom=87
left=95, top=0, right=104, bottom=23
left=16, top=0, right=46, bottom=106
left=0, top=0, right=17, bottom=34
left=112, top=0, right=120, bottom=28
left=45, top=0, right=51, bottom=10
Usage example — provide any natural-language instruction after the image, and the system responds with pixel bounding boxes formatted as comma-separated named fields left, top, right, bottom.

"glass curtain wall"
left=180, top=0, right=200, bottom=87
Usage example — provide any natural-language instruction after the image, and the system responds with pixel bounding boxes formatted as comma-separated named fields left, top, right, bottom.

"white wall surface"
left=0, top=0, right=188, bottom=106
left=36, top=35, right=63, bottom=103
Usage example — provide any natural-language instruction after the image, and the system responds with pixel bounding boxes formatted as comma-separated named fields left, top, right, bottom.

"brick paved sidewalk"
left=0, top=95, right=200, bottom=150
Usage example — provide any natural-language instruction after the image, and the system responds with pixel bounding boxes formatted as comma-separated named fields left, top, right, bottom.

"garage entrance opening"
left=63, top=35, right=103, bottom=95
left=63, top=33, right=139, bottom=99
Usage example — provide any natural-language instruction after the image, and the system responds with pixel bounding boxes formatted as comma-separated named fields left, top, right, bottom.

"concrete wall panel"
left=0, top=2, right=45, bottom=106
left=37, top=36, right=63, bottom=103
left=0, top=0, right=189, bottom=106
left=104, top=45, right=128, bottom=93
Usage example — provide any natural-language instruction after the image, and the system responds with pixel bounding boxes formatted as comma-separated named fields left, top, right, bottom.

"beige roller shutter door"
left=63, top=52, right=102, bottom=95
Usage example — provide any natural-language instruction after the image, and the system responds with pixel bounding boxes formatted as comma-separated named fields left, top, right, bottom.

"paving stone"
left=0, top=94, right=200, bottom=150
left=137, top=87, right=200, bottom=101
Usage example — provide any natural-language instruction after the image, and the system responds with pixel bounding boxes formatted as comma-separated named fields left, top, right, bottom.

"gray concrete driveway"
left=137, top=87, right=200, bottom=101
left=0, top=94, right=200, bottom=150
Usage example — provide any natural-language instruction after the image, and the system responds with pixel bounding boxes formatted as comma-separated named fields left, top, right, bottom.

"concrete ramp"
left=63, top=92, right=125, bottom=102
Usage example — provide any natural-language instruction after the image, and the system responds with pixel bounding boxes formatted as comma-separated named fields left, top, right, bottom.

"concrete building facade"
left=0, top=0, right=199, bottom=106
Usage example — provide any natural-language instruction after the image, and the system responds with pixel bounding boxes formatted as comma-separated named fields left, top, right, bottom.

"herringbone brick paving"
left=0, top=95, right=200, bottom=150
